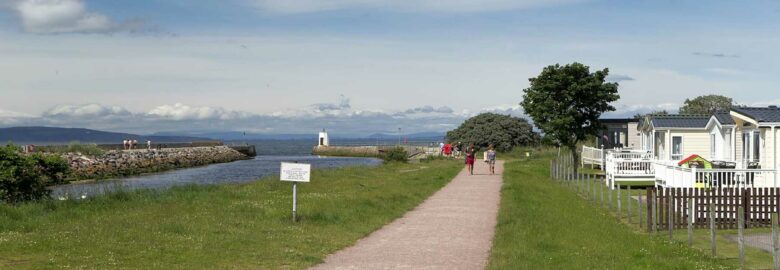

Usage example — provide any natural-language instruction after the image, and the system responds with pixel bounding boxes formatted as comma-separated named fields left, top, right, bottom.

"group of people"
left=440, top=142, right=497, bottom=175
left=123, top=139, right=153, bottom=150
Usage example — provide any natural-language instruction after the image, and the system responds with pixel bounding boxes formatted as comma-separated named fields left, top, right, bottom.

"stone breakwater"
left=63, top=146, right=251, bottom=180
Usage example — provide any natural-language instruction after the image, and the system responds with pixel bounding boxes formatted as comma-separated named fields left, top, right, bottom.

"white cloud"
left=249, top=0, right=585, bottom=14
left=0, top=108, right=32, bottom=125
left=43, top=103, right=130, bottom=118
left=9, top=0, right=116, bottom=34
left=147, top=103, right=251, bottom=121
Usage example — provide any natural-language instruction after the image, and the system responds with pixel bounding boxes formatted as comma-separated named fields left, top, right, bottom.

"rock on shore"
left=63, top=146, right=251, bottom=180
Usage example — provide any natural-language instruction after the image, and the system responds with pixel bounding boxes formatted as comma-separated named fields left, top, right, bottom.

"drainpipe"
left=773, top=126, right=777, bottom=187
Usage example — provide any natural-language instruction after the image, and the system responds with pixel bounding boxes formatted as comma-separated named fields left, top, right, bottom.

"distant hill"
left=0, top=127, right=211, bottom=144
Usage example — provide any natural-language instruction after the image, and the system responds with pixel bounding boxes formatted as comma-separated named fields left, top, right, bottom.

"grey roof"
left=600, top=118, right=636, bottom=124
left=732, top=106, right=780, bottom=123
left=650, top=114, right=710, bottom=129
left=713, top=111, right=736, bottom=125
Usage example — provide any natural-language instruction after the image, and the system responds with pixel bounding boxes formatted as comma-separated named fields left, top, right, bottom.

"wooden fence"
left=649, top=187, right=780, bottom=231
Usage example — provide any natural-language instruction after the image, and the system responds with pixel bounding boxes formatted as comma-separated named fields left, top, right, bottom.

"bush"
left=0, top=145, right=70, bottom=203
left=446, top=113, right=539, bottom=152
left=380, top=147, right=408, bottom=163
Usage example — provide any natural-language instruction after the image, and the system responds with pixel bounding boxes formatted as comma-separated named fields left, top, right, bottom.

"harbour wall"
left=63, top=146, right=251, bottom=180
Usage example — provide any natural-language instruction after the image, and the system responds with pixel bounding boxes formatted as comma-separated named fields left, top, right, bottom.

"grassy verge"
left=0, top=160, right=461, bottom=269
left=487, top=151, right=735, bottom=269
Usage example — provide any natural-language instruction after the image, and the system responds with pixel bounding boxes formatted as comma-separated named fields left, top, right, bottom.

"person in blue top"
left=486, top=144, right=497, bottom=175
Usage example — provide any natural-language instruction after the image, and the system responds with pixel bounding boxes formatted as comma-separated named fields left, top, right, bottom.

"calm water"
left=50, top=140, right=383, bottom=199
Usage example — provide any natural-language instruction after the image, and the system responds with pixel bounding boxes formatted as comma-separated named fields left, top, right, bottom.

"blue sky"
left=1, top=0, right=779, bottom=135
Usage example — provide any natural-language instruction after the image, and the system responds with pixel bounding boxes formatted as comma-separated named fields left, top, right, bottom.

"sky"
left=1, top=0, right=779, bottom=136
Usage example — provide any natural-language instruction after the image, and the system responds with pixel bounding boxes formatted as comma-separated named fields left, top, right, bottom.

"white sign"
left=280, top=162, right=311, bottom=182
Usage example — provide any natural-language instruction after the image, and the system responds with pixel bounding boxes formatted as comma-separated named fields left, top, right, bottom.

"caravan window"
left=710, top=134, right=716, bottom=159
left=753, top=131, right=761, bottom=161
left=672, top=136, right=683, bottom=160
left=743, top=130, right=761, bottom=162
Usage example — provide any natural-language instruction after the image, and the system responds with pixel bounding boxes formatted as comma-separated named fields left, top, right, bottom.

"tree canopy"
left=446, top=113, right=537, bottom=152
left=520, top=62, right=620, bottom=164
left=678, top=94, right=734, bottom=115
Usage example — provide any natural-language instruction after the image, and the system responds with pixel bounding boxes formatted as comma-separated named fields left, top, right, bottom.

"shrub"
left=380, top=147, right=408, bottom=163
left=0, top=145, right=70, bottom=203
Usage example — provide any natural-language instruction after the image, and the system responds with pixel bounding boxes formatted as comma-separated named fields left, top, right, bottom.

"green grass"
left=670, top=228, right=775, bottom=269
left=487, top=151, right=736, bottom=269
left=0, top=160, right=461, bottom=269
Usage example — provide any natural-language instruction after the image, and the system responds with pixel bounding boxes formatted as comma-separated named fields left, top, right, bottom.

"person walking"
left=486, top=144, right=497, bottom=175
left=147, top=140, right=152, bottom=150
left=465, top=143, right=476, bottom=175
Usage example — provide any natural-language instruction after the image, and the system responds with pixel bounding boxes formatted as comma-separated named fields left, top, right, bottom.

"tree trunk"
left=568, top=145, right=579, bottom=174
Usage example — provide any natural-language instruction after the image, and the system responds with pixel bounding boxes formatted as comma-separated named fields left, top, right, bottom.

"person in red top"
left=443, top=143, right=452, bottom=156
left=465, top=143, right=476, bottom=175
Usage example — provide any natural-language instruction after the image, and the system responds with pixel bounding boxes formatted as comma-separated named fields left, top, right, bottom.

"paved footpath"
left=312, top=160, right=504, bottom=270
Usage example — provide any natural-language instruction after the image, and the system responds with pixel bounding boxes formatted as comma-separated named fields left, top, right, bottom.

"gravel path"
left=311, top=160, right=504, bottom=270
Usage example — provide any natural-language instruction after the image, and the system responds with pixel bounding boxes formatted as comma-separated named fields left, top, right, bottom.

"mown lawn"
left=0, top=160, right=461, bottom=269
left=488, top=152, right=736, bottom=269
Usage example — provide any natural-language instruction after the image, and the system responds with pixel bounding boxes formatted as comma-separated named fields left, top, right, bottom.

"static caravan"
left=638, top=114, right=711, bottom=161
left=597, top=118, right=642, bottom=149
left=728, top=107, right=780, bottom=170
left=705, top=111, right=737, bottom=163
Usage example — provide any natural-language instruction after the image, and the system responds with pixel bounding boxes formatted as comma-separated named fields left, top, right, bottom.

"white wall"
left=668, top=130, right=710, bottom=160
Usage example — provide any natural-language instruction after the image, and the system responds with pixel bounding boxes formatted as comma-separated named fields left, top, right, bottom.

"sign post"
left=280, top=162, right=311, bottom=222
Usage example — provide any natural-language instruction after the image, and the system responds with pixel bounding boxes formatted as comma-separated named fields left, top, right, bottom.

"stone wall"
left=63, top=146, right=250, bottom=180
left=311, top=146, right=381, bottom=157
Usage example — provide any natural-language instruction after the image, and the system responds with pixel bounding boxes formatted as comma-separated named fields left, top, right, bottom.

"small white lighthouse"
left=318, top=129, right=330, bottom=147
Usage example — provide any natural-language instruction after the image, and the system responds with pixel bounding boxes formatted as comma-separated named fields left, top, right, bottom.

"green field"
left=487, top=151, right=736, bottom=269
left=0, top=160, right=461, bottom=269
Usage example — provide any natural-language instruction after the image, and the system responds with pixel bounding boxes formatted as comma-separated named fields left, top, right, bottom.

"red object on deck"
left=677, top=154, right=703, bottom=166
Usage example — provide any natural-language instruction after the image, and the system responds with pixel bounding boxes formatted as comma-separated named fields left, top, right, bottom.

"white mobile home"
left=638, top=114, right=711, bottom=161
left=733, top=107, right=780, bottom=170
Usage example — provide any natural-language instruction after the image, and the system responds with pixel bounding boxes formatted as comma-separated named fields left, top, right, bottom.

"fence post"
left=774, top=213, right=779, bottom=270
left=652, top=189, right=658, bottom=233
left=588, top=173, right=592, bottom=201
left=550, top=160, right=554, bottom=181
left=618, top=184, right=622, bottom=218
left=688, top=199, right=694, bottom=247
left=710, top=201, right=717, bottom=258
left=738, top=206, right=745, bottom=269
left=639, top=193, right=643, bottom=229
left=609, top=183, right=614, bottom=210
left=628, top=186, right=632, bottom=224
left=600, top=176, right=604, bottom=208
left=669, top=190, right=674, bottom=241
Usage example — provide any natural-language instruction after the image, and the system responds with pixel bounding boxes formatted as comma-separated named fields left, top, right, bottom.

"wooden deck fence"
left=648, top=187, right=780, bottom=231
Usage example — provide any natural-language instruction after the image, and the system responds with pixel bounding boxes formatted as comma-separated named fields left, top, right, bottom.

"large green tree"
left=446, top=113, right=538, bottom=152
left=520, top=62, right=620, bottom=168
left=678, top=94, right=734, bottom=115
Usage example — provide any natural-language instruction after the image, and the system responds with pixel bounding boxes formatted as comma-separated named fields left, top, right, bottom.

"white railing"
left=654, top=162, right=780, bottom=188
left=604, top=150, right=655, bottom=188
left=581, top=146, right=603, bottom=167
